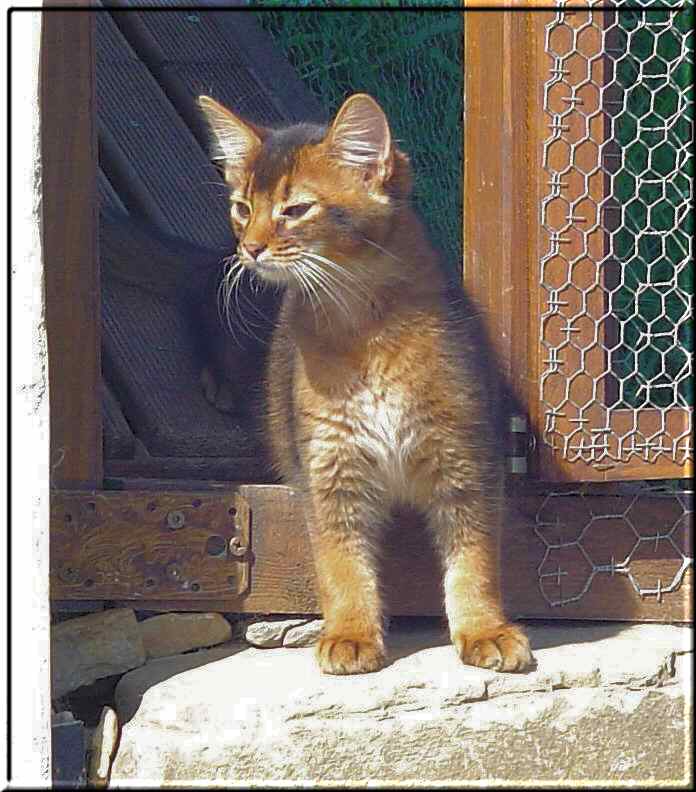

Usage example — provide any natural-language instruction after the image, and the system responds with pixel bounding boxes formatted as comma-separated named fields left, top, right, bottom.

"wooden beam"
left=463, top=10, right=537, bottom=420
left=41, top=7, right=102, bottom=488
left=51, top=482, right=691, bottom=623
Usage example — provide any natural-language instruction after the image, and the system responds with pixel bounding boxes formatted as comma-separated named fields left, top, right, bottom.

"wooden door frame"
left=463, top=8, right=539, bottom=428
left=42, top=4, right=102, bottom=490
left=42, top=4, right=689, bottom=623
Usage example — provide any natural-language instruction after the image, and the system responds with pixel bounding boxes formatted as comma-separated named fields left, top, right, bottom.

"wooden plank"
left=463, top=10, right=533, bottom=416
left=238, top=489, right=446, bottom=617
left=51, top=490, right=251, bottom=600
left=104, top=456, right=272, bottom=484
left=503, top=493, right=692, bottom=622
left=42, top=9, right=102, bottom=489
left=52, top=481, right=691, bottom=622
left=96, top=10, right=233, bottom=250
left=239, top=484, right=319, bottom=614
left=107, top=2, right=325, bottom=134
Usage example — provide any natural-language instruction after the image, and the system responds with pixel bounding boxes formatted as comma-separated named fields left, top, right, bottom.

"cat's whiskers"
left=223, top=254, right=270, bottom=322
left=301, top=262, right=372, bottom=322
left=295, top=261, right=337, bottom=328
left=228, top=262, right=250, bottom=335
left=306, top=262, right=359, bottom=317
left=290, top=263, right=324, bottom=331
left=219, top=255, right=267, bottom=346
left=301, top=251, right=373, bottom=303
left=299, top=258, right=354, bottom=324
left=232, top=269, right=267, bottom=345
left=360, top=237, right=402, bottom=263
left=219, top=256, right=244, bottom=341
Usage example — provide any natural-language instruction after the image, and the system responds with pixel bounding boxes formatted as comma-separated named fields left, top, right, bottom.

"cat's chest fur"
left=299, top=352, right=421, bottom=496
left=347, top=378, right=412, bottom=460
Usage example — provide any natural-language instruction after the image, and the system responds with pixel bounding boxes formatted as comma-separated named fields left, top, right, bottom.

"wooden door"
left=465, top=2, right=692, bottom=484
left=464, top=2, right=692, bottom=621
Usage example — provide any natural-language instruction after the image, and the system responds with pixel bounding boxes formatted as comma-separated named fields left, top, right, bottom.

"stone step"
left=110, top=622, right=691, bottom=785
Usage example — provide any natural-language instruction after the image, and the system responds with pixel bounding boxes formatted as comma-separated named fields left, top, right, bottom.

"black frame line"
left=5, top=0, right=693, bottom=784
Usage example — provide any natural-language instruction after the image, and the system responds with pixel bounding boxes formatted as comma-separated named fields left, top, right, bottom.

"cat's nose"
left=243, top=242, right=267, bottom=261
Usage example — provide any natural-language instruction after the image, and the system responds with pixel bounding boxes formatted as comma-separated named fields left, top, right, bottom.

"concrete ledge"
left=110, top=623, right=692, bottom=786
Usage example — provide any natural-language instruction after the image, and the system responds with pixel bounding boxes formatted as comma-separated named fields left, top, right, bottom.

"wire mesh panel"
left=538, top=1, right=693, bottom=481
left=532, top=480, right=692, bottom=615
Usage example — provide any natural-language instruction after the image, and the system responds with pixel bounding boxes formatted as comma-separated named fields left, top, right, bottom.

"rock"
left=139, top=613, right=232, bottom=659
left=114, top=643, right=243, bottom=723
left=52, top=710, right=78, bottom=725
left=110, top=622, right=691, bottom=785
left=88, top=706, right=119, bottom=788
left=51, top=609, right=146, bottom=699
left=283, top=620, right=324, bottom=647
left=245, top=618, right=309, bottom=648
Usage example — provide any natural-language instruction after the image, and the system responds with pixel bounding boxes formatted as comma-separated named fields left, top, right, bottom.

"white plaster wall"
left=3, top=4, right=52, bottom=786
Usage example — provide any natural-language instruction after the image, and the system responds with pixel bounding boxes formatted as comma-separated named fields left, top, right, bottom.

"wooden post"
left=42, top=5, right=102, bottom=489
left=463, top=7, right=543, bottom=423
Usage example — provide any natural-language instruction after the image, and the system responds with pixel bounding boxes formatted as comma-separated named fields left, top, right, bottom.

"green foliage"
left=255, top=6, right=463, bottom=271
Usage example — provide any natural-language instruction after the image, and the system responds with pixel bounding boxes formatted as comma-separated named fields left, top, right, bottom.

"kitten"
left=199, top=93, right=534, bottom=675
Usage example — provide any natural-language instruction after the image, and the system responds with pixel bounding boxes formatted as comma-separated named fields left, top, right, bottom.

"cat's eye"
left=282, top=202, right=315, bottom=219
left=231, top=201, right=251, bottom=221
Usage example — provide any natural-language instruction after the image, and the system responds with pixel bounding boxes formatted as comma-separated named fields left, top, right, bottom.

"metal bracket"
left=50, top=490, right=251, bottom=600
left=508, top=415, right=534, bottom=475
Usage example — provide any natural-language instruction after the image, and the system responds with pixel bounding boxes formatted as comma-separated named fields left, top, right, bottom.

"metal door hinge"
left=51, top=490, right=251, bottom=600
left=508, top=415, right=535, bottom=475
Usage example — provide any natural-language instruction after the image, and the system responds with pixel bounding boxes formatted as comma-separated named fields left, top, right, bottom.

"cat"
left=199, top=92, right=535, bottom=676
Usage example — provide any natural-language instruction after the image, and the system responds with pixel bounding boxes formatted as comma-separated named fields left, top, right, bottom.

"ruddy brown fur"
left=200, top=93, right=534, bottom=675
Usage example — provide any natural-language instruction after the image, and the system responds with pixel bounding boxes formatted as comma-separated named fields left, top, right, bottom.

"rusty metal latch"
left=50, top=490, right=251, bottom=600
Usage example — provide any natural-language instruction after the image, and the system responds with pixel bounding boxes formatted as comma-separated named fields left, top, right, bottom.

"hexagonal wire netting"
left=540, top=1, right=692, bottom=463
left=536, top=0, right=692, bottom=606
left=535, top=480, right=692, bottom=607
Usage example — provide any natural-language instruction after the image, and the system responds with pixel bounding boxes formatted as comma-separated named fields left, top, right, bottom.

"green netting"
left=255, top=4, right=463, bottom=271
left=612, top=3, right=693, bottom=407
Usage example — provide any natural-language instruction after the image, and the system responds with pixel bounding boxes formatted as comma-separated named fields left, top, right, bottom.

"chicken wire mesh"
left=534, top=479, right=692, bottom=608
left=535, top=0, right=693, bottom=610
left=539, top=0, right=693, bottom=471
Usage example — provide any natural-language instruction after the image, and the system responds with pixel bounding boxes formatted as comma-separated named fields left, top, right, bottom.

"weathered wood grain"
left=51, top=490, right=250, bottom=600
left=51, top=483, right=690, bottom=622
left=42, top=9, right=102, bottom=488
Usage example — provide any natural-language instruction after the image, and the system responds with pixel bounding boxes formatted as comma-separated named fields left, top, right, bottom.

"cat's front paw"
left=452, top=622, right=535, bottom=673
left=316, top=635, right=386, bottom=675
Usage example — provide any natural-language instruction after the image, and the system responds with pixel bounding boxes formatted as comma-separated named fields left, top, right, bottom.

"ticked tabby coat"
left=199, top=92, right=534, bottom=675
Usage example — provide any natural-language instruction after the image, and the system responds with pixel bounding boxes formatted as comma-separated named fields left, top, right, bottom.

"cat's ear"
left=198, top=95, right=264, bottom=182
left=327, top=93, right=394, bottom=183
